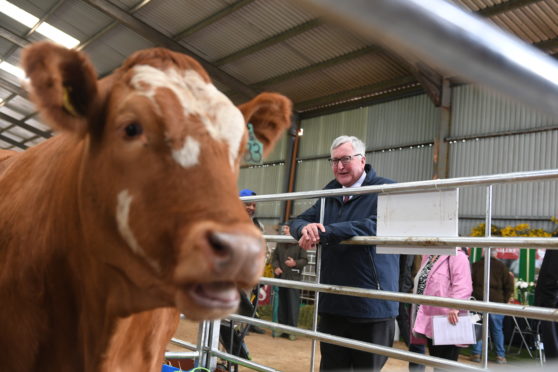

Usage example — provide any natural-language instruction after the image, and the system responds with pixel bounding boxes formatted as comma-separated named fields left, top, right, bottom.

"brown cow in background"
left=0, top=42, right=291, bottom=371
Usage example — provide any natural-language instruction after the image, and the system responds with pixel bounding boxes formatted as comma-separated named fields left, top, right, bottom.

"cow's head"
left=22, top=42, right=291, bottom=320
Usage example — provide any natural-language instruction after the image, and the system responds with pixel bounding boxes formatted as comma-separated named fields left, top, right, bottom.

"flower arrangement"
left=470, top=222, right=551, bottom=237
left=514, top=278, right=535, bottom=305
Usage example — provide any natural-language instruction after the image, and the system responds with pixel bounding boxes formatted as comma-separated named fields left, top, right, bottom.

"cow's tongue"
left=190, top=282, right=239, bottom=308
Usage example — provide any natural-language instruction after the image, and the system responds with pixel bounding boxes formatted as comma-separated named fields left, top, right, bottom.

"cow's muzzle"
left=173, top=224, right=265, bottom=320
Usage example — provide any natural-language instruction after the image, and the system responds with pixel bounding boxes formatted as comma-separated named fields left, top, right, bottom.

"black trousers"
left=540, top=320, right=558, bottom=359
left=397, top=302, right=411, bottom=346
left=278, top=287, right=301, bottom=327
left=318, top=314, right=395, bottom=371
left=426, top=338, right=460, bottom=372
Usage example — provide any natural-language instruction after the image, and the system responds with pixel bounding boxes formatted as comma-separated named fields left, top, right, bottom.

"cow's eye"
left=124, top=122, right=143, bottom=138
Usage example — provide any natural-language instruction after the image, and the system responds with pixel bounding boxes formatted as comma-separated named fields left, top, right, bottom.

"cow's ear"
left=238, top=93, right=292, bottom=158
left=21, top=42, right=98, bottom=136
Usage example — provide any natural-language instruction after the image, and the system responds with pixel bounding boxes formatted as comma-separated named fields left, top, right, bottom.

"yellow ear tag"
left=62, top=86, right=79, bottom=117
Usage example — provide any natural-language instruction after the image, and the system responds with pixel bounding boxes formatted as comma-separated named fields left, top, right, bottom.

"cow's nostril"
left=204, top=231, right=263, bottom=277
left=208, top=232, right=231, bottom=257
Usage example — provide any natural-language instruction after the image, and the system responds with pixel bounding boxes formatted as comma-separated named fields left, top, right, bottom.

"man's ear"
left=21, top=41, right=99, bottom=136
left=238, top=93, right=292, bottom=158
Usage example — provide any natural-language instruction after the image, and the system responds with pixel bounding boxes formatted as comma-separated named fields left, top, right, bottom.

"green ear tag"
left=244, top=123, right=263, bottom=164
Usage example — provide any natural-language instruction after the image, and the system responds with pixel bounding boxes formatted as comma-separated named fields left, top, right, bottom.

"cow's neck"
left=0, top=137, right=133, bottom=371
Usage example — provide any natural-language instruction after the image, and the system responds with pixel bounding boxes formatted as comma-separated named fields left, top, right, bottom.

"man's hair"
left=330, top=135, right=366, bottom=156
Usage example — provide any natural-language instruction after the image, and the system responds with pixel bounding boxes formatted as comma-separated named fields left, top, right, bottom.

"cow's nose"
left=207, top=231, right=263, bottom=275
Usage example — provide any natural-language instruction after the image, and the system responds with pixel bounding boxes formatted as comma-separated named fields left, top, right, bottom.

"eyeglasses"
left=328, top=154, right=363, bottom=166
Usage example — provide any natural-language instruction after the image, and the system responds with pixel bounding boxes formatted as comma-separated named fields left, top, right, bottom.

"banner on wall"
left=495, top=247, right=519, bottom=260
left=258, top=285, right=271, bottom=305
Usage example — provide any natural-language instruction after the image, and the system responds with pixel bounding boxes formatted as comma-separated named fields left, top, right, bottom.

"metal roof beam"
left=250, top=0, right=546, bottom=97
left=0, top=112, right=52, bottom=139
left=477, top=0, right=544, bottom=17
left=0, top=26, right=30, bottom=48
left=78, top=1, right=151, bottom=52
left=0, top=75, right=28, bottom=98
left=253, top=46, right=381, bottom=89
left=0, top=133, right=26, bottom=149
left=295, top=76, right=418, bottom=111
left=214, top=19, right=323, bottom=66
left=25, top=0, right=66, bottom=38
left=173, top=0, right=256, bottom=41
left=83, top=0, right=258, bottom=99
left=534, top=37, right=558, bottom=51
left=298, top=84, right=424, bottom=119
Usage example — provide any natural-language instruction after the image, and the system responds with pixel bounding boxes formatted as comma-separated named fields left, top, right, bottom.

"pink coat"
left=413, top=249, right=472, bottom=339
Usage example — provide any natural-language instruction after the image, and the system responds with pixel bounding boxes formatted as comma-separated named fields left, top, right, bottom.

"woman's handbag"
left=469, top=297, right=483, bottom=342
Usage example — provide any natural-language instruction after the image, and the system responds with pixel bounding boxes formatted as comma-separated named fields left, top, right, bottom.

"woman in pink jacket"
left=412, top=248, right=472, bottom=367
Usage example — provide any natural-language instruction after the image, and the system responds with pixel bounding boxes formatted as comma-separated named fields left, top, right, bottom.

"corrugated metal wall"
left=292, top=94, right=438, bottom=216
left=239, top=84, right=558, bottom=235
left=450, top=85, right=558, bottom=235
left=366, top=94, right=437, bottom=148
left=452, top=85, right=556, bottom=137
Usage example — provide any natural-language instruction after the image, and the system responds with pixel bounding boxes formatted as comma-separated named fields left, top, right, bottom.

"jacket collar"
left=324, top=164, right=377, bottom=204
left=324, top=164, right=376, bottom=190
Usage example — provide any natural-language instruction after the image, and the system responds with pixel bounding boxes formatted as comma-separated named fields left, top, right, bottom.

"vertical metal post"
left=433, top=78, right=451, bottom=179
left=481, top=185, right=493, bottom=369
left=205, top=320, right=221, bottom=370
left=196, top=321, right=209, bottom=367
left=309, top=197, right=326, bottom=372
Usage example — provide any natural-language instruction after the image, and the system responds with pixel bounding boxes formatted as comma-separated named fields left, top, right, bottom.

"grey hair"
left=330, top=135, right=366, bottom=156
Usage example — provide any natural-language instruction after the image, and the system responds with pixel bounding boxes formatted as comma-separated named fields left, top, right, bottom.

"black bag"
left=469, top=297, right=483, bottom=342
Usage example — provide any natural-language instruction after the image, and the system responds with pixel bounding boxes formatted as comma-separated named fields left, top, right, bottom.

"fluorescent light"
left=36, top=23, right=80, bottom=48
left=0, top=61, right=26, bottom=79
left=0, top=0, right=80, bottom=48
left=0, top=0, right=38, bottom=28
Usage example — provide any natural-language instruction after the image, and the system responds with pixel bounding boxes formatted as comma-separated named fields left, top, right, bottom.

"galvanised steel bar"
left=241, top=170, right=558, bottom=202
left=209, top=348, right=280, bottom=372
left=264, top=235, right=558, bottom=249
left=229, top=315, right=485, bottom=371
left=297, top=0, right=558, bottom=118
left=309, top=198, right=326, bottom=372
left=169, top=337, right=197, bottom=351
left=259, top=278, right=558, bottom=322
left=164, top=351, right=199, bottom=359
left=481, top=185, right=493, bottom=368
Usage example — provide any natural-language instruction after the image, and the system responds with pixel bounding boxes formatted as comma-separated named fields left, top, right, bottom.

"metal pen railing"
left=167, top=169, right=558, bottom=372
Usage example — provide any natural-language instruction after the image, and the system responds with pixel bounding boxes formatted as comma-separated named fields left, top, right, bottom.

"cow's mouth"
left=187, top=282, right=240, bottom=309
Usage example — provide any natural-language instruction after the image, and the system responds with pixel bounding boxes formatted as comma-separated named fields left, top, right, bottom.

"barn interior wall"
left=450, top=85, right=558, bottom=236
left=239, top=84, right=558, bottom=235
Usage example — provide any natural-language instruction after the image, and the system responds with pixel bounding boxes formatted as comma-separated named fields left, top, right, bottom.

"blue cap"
left=239, top=189, right=256, bottom=197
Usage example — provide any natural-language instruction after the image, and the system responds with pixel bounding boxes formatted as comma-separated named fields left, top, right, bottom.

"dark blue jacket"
left=290, top=165, right=399, bottom=319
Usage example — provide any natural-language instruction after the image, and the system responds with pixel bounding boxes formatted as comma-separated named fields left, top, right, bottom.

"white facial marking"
left=130, top=65, right=246, bottom=168
left=116, top=190, right=160, bottom=272
left=172, top=135, right=200, bottom=168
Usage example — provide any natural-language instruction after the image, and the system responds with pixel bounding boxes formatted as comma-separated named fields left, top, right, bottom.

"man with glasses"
left=290, top=135, right=399, bottom=371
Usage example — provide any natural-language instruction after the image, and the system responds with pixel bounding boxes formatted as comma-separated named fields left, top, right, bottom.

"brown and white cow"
left=0, top=42, right=291, bottom=372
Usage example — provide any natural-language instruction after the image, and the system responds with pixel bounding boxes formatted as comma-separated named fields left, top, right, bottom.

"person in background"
left=469, top=252, right=514, bottom=364
left=238, top=188, right=266, bottom=335
left=412, top=249, right=472, bottom=370
left=240, top=188, right=264, bottom=231
left=290, top=135, right=399, bottom=371
left=398, top=254, right=416, bottom=346
left=398, top=255, right=426, bottom=372
left=535, top=249, right=558, bottom=360
left=271, top=223, right=308, bottom=341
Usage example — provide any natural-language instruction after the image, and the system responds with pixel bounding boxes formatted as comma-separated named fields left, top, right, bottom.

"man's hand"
left=274, top=267, right=283, bottom=276
left=285, top=257, right=296, bottom=267
left=302, top=223, right=326, bottom=242
left=298, top=223, right=325, bottom=250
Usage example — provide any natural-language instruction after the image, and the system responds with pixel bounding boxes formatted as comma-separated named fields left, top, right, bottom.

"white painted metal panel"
left=377, top=189, right=459, bottom=255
